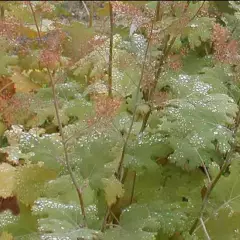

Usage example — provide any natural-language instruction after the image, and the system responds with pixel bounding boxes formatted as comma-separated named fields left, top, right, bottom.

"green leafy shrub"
left=1, top=1, right=240, bottom=240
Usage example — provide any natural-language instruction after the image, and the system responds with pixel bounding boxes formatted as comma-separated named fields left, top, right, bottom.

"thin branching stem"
left=89, top=1, right=94, bottom=28
left=155, top=1, right=161, bottom=22
left=81, top=1, right=94, bottom=28
left=141, top=33, right=173, bottom=131
left=130, top=171, right=136, bottom=205
left=1, top=5, right=4, bottom=20
left=110, top=210, right=120, bottom=225
left=141, top=1, right=205, bottom=132
left=108, top=1, right=113, bottom=98
left=101, top=19, right=154, bottom=233
left=194, top=194, right=240, bottom=233
left=195, top=149, right=211, bottom=183
left=189, top=1, right=206, bottom=22
left=101, top=207, right=110, bottom=232
left=28, top=2, right=87, bottom=227
left=116, top=21, right=154, bottom=181
left=200, top=217, right=211, bottom=240
left=82, top=1, right=90, bottom=17
left=189, top=104, right=240, bottom=234
left=0, top=82, right=14, bottom=95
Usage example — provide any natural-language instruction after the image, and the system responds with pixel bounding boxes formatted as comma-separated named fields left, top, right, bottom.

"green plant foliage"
left=183, top=17, right=214, bottom=49
left=0, top=203, right=38, bottom=237
left=207, top=155, right=240, bottom=213
left=196, top=209, right=240, bottom=240
left=102, top=175, right=124, bottom=207
left=182, top=52, right=213, bottom=75
left=8, top=3, right=41, bottom=25
left=43, top=174, right=96, bottom=207
left=157, top=72, right=238, bottom=169
left=71, top=130, right=122, bottom=190
left=121, top=165, right=205, bottom=236
left=0, top=53, right=18, bottom=75
left=15, top=164, right=57, bottom=206
left=20, top=133, right=63, bottom=171
left=63, top=22, right=95, bottom=60
left=1, top=1, right=240, bottom=239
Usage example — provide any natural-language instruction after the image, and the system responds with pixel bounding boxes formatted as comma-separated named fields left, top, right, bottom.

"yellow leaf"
left=0, top=36, right=10, bottom=52
left=29, top=70, right=49, bottom=85
left=0, top=121, right=6, bottom=136
left=102, top=175, right=124, bottom=207
left=97, top=2, right=110, bottom=17
left=0, top=232, right=13, bottom=240
left=0, top=163, right=16, bottom=198
left=18, top=25, right=39, bottom=39
left=15, top=164, right=57, bottom=206
left=10, top=69, right=40, bottom=93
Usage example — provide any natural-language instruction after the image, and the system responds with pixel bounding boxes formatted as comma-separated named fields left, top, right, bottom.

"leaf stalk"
left=28, top=1, right=88, bottom=227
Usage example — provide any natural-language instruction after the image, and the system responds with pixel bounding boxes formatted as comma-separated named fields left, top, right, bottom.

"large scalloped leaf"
left=15, top=164, right=57, bottom=206
left=102, top=175, right=124, bottom=207
left=183, top=17, right=214, bottom=49
left=10, top=70, right=40, bottom=93
left=18, top=50, right=40, bottom=71
left=0, top=163, right=15, bottom=198
left=72, top=130, right=122, bottom=190
left=33, top=198, right=82, bottom=226
left=30, top=83, right=90, bottom=126
left=55, top=82, right=83, bottom=100
left=161, top=93, right=237, bottom=169
left=64, top=98, right=92, bottom=120
left=157, top=72, right=238, bottom=169
left=119, top=166, right=204, bottom=237
left=32, top=198, right=100, bottom=238
left=0, top=53, right=18, bottom=76
left=43, top=174, right=95, bottom=207
left=73, top=34, right=143, bottom=97
left=182, top=52, right=213, bottom=75
left=120, top=202, right=189, bottom=237
left=19, top=131, right=63, bottom=171
left=135, top=165, right=204, bottom=206
left=125, top=133, right=172, bottom=171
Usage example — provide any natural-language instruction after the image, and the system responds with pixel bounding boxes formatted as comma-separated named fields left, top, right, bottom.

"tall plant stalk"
left=28, top=2, right=87, bottom=227
left=89, top=1, right=94, bottom=28
left=189, top=102, right=240, bottom=235
left=0, top=5, right=4, bottom=20
left=108, top=1, right=113, bottom=98
left=141, top=1, right=205, bottom=133
left=155, top=1, right=161, bottom=22
left=101, top=17, right=155, bottom=232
